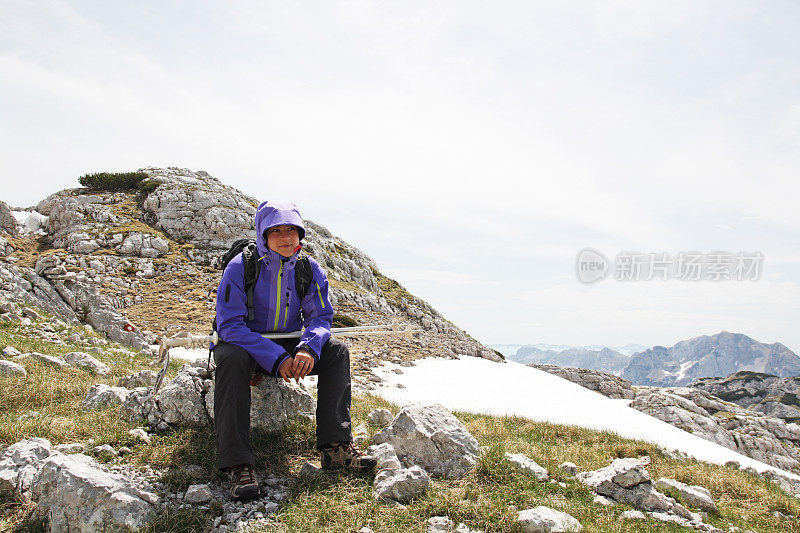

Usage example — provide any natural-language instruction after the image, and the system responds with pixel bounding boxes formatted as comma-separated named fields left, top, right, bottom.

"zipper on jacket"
left=274, top=261, right=284, bottom=331
left=283, top=289, right=290, bottom=329
left=315, top=281, right=326, bottom=309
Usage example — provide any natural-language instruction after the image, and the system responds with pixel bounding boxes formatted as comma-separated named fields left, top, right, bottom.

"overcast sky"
left=2, top=1, right=799, bottom=353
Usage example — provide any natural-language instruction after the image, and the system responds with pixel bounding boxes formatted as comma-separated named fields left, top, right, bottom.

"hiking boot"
left=228, top=464, right=259, bottom=501
left=320, top=441, right=377, bottom=471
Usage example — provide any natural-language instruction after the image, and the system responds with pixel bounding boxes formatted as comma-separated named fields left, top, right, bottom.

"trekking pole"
left=151, top=319, right=421, bottom=396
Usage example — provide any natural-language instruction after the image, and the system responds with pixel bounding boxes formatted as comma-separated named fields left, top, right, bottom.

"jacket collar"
left=259, top=246, right=299, bottom=271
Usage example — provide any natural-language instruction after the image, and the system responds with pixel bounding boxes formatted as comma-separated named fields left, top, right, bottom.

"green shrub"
left=332, top=313, right=359, bottom=328
left=78, top=172, right=149, bottom=191
left=137, top=179, right=160, bottom=195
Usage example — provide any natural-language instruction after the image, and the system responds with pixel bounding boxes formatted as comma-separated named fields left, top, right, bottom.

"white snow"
left=676, top=361, right=695, bottom=381
left=372, top=355, right=800, bottom=480
left=11, top=210, right=47, bottom=233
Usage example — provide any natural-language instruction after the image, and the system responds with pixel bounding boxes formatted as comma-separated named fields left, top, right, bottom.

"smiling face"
left=266, top=224, right=300, bottom=258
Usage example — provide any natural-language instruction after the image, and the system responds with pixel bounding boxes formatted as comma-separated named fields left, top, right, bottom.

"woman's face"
left=266, top=224, right=300, bottom=258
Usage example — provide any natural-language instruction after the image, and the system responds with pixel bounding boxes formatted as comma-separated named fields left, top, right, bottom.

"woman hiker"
left=213, top=200, right=376, bottom=501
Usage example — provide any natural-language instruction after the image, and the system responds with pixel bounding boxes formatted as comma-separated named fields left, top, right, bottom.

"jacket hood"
left=255, top=200, right=306, bottom=258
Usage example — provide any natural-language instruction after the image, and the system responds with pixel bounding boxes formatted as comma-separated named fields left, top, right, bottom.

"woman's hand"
left=278, top=351, right=315, bottom=382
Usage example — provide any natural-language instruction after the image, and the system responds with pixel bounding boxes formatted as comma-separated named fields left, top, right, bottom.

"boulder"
left=0, top=437, right=54, bottom=497
left=368, top=408, right=394, bottom=428
left=0, top=201, right=17, bottom=236
left=0, top=360, right=27, bottom=376
left=82, top=384, right=131, bottom=411
left=20, top=352, right=68, bottom=369
left=373, top=465, right=431, bottom=503
left=121, top=364, right=315, bottom=431
left=366, top=443, right=402, bottom=472
left=576, top=457, right=692, bottom=519
left=207, top=371, right=316, bottom=432
left=371, top=404, right=480, bottom=478
left=655, top=478, right=717, bottom=512
left=117, top=370, right=158, bottom=388
left=32, top=452, right=158, bottom=532
left=505, top=452, right=549, bottom=481
left=620, top=510, right=645, bottom=520
left=517, top=506, right=583, bottom=532
left=63, top=351, right=111, bottom=375
left=54, top=443, right=84, bottom=454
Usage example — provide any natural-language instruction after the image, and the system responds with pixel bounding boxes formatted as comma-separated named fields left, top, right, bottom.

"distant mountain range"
left=493, top=332, right=800, bottom=386
left=490, top=342, right=649, bottom=375
left=622, top=331, right=800, bottom=387
left=490, top=343, right=648, bottom=360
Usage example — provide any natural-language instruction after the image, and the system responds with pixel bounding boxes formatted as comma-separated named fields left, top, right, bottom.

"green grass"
left=1, top=323, right=799, bottom=532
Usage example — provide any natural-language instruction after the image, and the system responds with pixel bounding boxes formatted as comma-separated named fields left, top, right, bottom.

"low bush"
left=332, top=313, right=359, bottom=328
left=78, top=172, right=149, bottom=191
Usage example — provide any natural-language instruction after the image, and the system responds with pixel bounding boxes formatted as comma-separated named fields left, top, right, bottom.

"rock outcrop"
left=576, top=456, right=722, bottom=530
left=693, top=371, right=800, bottom=423
left=530, top=364, right=635, bottom=399
left=0, top=438, right=159, bottom=532
left=2, top=166, right=500, bottom=362
left=630, top=386, right=800, bottom=471
left=371, top=404, right=481, bottom=479
left=119, top=362, right=315, bottom=432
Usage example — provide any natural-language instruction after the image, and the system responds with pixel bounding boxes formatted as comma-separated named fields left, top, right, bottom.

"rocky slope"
left=693, top=371, right=800, bottom=423
left=532, top=364, right=800, bottom=474
left=0, top=167, right=498, bottom=385
left=622, top=331, right=800, bottom=387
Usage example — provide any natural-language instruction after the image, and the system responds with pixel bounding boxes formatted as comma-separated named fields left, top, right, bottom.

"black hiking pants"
left=213, top=337, right=353, bottom=470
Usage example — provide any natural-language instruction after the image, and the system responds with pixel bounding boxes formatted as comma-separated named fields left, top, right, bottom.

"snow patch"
left=12, top=210, right=48, bottom=234
left=372, top=355, right=800, bottom=481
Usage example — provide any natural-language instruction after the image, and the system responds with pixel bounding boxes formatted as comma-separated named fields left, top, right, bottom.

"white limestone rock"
left=0, top=360, right=27, bottom=376
left=82, top=383, right=131, bottom=411
left=63, top=351, right=111, bottom=375
left=368, top=408, right=394, bottom=428
left=32, top=452, right=158, bottom=532
left=517, top=506, right=583, bottom=532
left=184, top=483, right=213, bottom=504
left=0, top=437, right=54, bottom=497
left=505, top=452, right=549, bottom=481
left=373, top=465, right=431, bottom=503
left=371, top=404, right=480, bottom=479
left=655, top=478, right=717, bottom=512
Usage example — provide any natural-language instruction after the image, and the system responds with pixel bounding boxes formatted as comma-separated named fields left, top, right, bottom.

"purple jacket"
left=215, top=201, right=334, bottom=374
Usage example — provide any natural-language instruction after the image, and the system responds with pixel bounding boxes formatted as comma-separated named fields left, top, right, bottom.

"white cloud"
left=1, top=1, right=798, bottom=355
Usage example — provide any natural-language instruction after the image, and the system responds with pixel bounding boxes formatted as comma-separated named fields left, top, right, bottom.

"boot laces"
left=231, top=464, right=256, bottom=485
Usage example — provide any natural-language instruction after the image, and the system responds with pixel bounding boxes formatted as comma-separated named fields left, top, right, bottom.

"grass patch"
left=1, top=325, right=798, bottom=532
left=372, top=269, right=414, bottom=305
left=328, top=278, right=367, bottom=294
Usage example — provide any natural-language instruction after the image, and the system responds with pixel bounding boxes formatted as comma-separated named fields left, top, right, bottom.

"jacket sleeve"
left=295, top=259, right=334, bottom=360
left=216, top=259, right=292, bottom=374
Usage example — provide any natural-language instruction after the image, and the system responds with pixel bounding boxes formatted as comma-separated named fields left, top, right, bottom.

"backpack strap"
left=241, top=243, right=261, bottom=321
left=294, top=256, right=313, bottom=301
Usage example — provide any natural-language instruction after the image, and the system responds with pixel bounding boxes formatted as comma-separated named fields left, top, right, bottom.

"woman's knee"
left=214, top=342, right=254, bottom=371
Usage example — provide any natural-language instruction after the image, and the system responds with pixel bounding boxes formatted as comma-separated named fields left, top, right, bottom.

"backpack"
left=211, top=238, right=313, bottom=333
